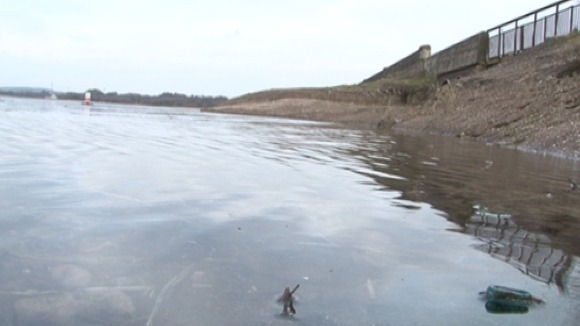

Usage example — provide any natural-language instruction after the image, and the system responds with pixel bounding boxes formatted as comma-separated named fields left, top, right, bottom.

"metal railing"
left=488, top=0, right=580, bottom=59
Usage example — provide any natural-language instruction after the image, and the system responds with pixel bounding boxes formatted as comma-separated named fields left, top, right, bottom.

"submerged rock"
left=14, top=290, right=135, bottom=326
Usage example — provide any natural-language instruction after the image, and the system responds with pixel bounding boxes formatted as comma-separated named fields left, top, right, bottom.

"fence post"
left=544, top=16, right=548, bottom=41
left=498, top=27, right=502, bottom=58
left=514, top=20, right=518, bottom=54
left=555, top=3, right=560, bottom=36
left=532, top=12, right=538, bottom=47
left=520, top=26, right=525, bottom=51
left=571, top=6, right=575, bottom=33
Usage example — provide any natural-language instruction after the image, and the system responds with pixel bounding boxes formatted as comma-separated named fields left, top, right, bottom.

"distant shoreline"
left=0, top=89, right=227, bottom=109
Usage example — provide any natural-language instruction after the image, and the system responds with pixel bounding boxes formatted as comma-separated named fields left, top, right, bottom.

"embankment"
left=205, top=32, right=580, bottom=159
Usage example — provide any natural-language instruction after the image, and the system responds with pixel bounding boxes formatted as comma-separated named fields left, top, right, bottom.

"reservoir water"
left=0, top=97, right=579, bottom=325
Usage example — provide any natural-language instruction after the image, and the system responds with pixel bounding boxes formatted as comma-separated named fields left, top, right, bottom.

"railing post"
left=514, top=21, right=519, bottom=53
left=570, top=6, right=575, bottom=33
left=520, top=26, right=525, bottom=51
left=555, top=3, right=560, bottom=36
left=532, top=12, right=537, bottom=47
left=498, top=27, right=503, bottom=57
left=544, top=16, right=548, bottom=41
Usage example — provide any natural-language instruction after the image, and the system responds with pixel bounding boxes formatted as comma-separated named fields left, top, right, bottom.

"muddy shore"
left=206, top=33, right=580, bottom=159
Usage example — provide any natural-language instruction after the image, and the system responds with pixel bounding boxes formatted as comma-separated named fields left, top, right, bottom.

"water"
left=0, top=97, right=579, bottom=325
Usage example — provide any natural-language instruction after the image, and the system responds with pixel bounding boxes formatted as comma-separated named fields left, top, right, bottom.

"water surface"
left=0, top=97, right=579, bottom=325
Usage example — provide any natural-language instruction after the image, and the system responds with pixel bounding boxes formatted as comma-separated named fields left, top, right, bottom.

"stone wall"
left=363, top=45, right=431, bottom=83
left=363, top=32, right=489, bottom=84
left=427, top=32, right=489, bottom=81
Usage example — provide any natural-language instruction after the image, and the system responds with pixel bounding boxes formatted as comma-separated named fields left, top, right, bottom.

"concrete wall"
left=363, top=45, right=431, bottom=83
left=362, top=32, right=489, bottom=84
left=427, top=32, right=489, bottom=80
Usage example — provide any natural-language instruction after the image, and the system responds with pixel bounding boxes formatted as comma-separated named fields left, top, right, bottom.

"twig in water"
left=277, top=284, right=300, bottom=316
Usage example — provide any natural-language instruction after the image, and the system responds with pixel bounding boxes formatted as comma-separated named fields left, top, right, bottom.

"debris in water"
left=479, top=285, right=545, bottom=314
left=277, top=284, right=299, bottom=316
left=485, top=300, right=529, bottom=314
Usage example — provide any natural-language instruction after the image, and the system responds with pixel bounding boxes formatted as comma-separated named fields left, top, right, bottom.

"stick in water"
left=278, top=284, right=300, bottom=315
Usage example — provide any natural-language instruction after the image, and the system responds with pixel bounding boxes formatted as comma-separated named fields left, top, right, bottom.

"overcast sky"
left=0, top=0, right=567, bottom=97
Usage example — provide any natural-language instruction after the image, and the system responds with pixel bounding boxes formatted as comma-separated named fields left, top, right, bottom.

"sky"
left=0, top=0, right=568, bottom=97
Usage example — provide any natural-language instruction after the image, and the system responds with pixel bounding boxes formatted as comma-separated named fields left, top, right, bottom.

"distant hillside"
left=0, top=87, right=53, bottom=94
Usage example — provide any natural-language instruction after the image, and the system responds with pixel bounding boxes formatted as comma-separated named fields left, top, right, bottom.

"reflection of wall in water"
left=563, top=257, right=580, bottom=300
left=465, top=205, right=580, bottom=298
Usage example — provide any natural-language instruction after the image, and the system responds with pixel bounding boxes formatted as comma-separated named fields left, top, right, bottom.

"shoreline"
left=205, top=33, right=580, bottom=160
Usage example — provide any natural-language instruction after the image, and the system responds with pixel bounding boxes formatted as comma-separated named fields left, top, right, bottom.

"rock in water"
left=14, top=290, right=135, bottom=326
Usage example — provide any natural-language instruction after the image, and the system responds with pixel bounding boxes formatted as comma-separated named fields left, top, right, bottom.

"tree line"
left=0, top=88, right=228, bottom=108
left=59, top=89, right=228, bottom=108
